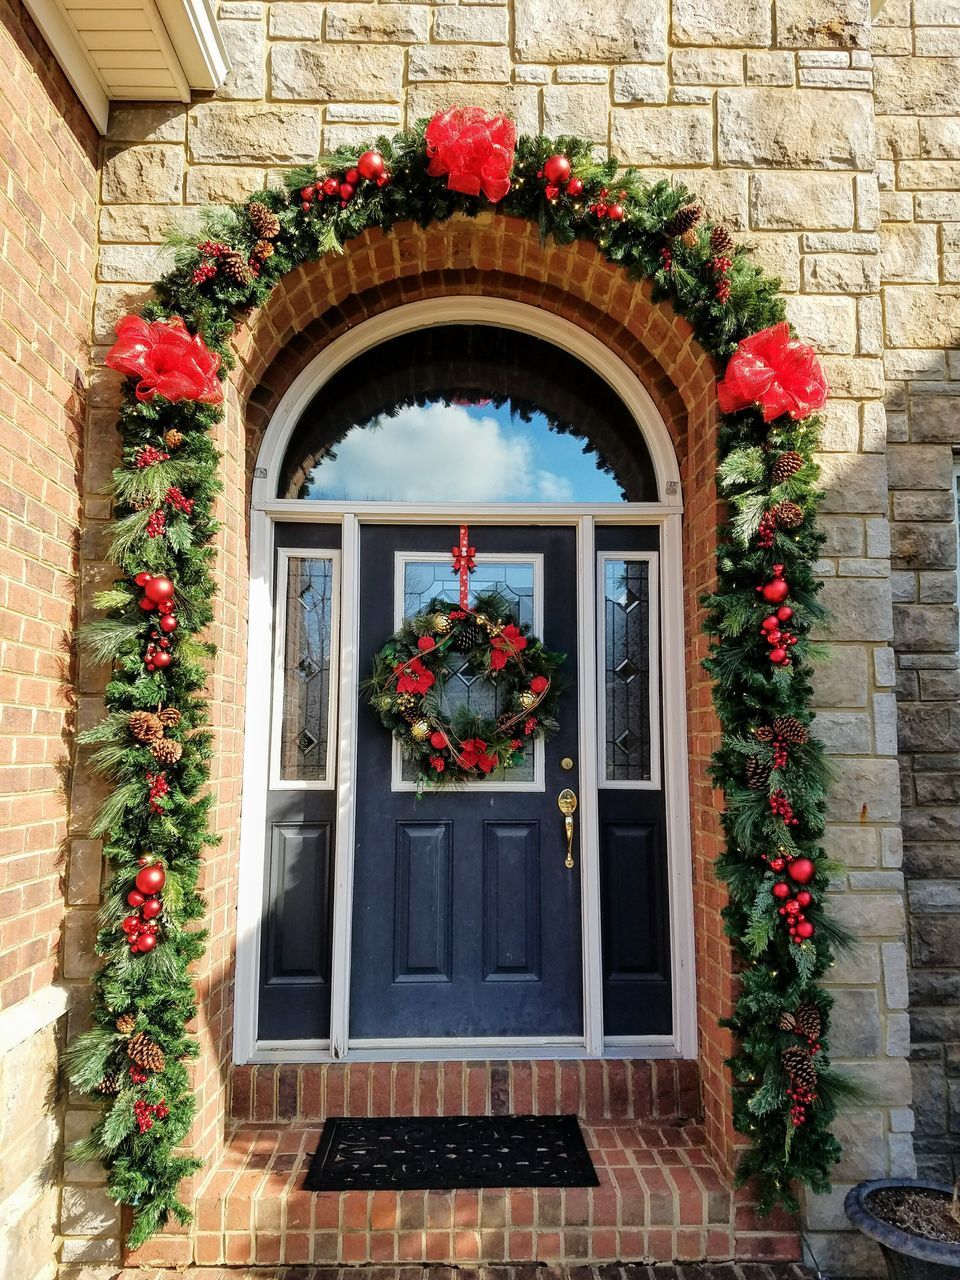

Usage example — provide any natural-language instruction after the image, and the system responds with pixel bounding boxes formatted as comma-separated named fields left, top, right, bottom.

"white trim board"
left=233, top=299, right=697, bottom=1064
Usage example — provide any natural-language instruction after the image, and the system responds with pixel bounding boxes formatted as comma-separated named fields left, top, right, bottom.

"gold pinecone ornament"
left=782, top=1045, right=816, bottom=1092
left=664, top=203, right=703, bottom=247
left=772, top=451, right=804, bottom=484
left=247, top=200, right=281, bottom=241
left=158, top=707, right=181, bottom=730
left=395, top=692, right=417, bottom=719
left=150, top=738, right=183, bottom=765
left=744, top=755, right=772, bottom=790
left=433, top=612, right=453, bottom=634
left=773, top=715, right=809, bottom=746
left=517, top=690, right=538, bottom=711
left=115, top=1013, right=137, bottom=1035
left=129, top=710, right=163, bottom=743
left=163, top=428, right=184, bottom=451
left=218, top=248, right=251, bottom=286
left=410, top=719, right=431, bottom=741
left=127, top=1031, right=165, bottom=1074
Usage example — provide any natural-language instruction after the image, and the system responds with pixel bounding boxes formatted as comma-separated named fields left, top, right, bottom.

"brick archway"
left=194, top=216, right=740, bottom=1215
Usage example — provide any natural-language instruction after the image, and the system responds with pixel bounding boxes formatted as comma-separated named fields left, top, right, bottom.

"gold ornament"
left=518, top=690, right=538, bottom=711
left=396, top=693, right=416, bottom=714
left=474, top=613, right=489, bottom=628
left=410, top=719, right=431, bottom=741
left=433, top=613, right=452, bottom=634
left=374, top=694, right=394, bottom=714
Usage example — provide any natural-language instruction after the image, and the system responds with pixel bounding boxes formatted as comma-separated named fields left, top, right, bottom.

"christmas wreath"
left=366, top=593, right=564, bottom=787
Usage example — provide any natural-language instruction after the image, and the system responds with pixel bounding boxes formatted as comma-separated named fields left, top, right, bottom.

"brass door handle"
left=557, top=788, right=577, bottom=869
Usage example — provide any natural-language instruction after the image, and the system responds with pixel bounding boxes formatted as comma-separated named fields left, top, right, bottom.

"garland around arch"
left=67, top=106, right=850, bottom=1246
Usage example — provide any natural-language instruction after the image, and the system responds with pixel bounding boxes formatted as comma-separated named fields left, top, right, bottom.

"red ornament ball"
left=795, top=920, right=815, bottom=940
left=121, top=915, right=140, bottom=934
left=796, top=890, right=812, bottom=907
left=777, top=606, right=794, bottom=622
left=135, top=863, right=166, bottom=895
left=607, top=203, right=625, bottom=221
left=139, top=597, right=156, bottom=612
left=769, top=647, right=788, bottom=665
left=345, top=167, right=360, bottom=185
left=770, top=857, right=785, bottom=872
left=761, top=578, right=790, bottom=604
left=772, top=881, right=790, bottom=900
left=322, top=177, right=339, bottom=197
left=143, top=575, right=174, bottom=604
left=159, top=614, right=177, bottom=633
left=358, top=149, right=385, bottom=182
left=127, top=890, right=146, bottom=907
left=152, top=651, right=172, bottom=670
left=761, top=615, right=779, bottom=632
left=134, top=572, right=152, bottom=587
left=136, top=932, right=158, bottom=952
left=788, top=857, right=815, bottom=885
left=543, top=154, right=571, bottom=185
left=339, top=182, right=355, bottom=202
left=567, top=177, right=584, bottom=197
left=141, top=897, right=163, bottom=920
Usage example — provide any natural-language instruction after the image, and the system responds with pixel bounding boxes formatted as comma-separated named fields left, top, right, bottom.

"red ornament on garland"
left=788, top=857, right=815, bottom=885
left=144, top=575, right=174, bottom=604
left=795, top=920, right=815, bottom=940
left=358, top=149, right=386, bottom=182
left=796, top=890, right=812, bottom=907
left=760, top=565, right=790, bottom=605
left=141, top=897, right=163, bottom=920
left=543, top=154, right=571, bottom=185
left=105, top=315, right=223, bottom=405
left=716, top=321, right=829, bottom=423
left=135, top=863, right=166, bottom=895
left=424, top=107, right=516, bottom=204
left=127, top=890, right=146, bottom=907
left=772, top=881, right=790, bottom=900
left=567, top=176, right=584, bottom=197
left=159, top=614, right=178, bottom=633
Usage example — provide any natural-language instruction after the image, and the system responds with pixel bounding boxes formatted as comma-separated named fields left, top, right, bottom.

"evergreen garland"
left=68, top=118, right=844, bottom=1242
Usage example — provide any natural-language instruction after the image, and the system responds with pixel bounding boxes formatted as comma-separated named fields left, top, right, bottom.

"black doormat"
left=303, top=1114, right=599, bottom=1191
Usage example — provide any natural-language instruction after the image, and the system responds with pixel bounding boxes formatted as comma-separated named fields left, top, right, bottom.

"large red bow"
left=717, top=323, right=828, bottom=423
left=106, top=315, right=223, bottom=405
left=425, top=107, right=516, bottom=204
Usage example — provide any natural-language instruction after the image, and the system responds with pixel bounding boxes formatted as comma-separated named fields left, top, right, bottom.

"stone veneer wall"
left=0, top=0, right=99, bottom=1275
left=874, top=1, right=960, bottom=1186
left=62, top=0, right=927, bottom=1273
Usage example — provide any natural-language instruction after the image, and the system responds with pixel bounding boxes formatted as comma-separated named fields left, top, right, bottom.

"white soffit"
left=23, top=0, right=229, bottom=131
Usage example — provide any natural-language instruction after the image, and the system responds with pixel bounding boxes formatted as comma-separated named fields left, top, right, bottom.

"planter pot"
left=844, top=1179, right=960, bottom=1280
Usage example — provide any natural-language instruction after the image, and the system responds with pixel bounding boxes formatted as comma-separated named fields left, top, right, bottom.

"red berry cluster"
left=164, top=485, right=194, bottom=515
left=711, top=255, right=732, bottom=303
left=191, top=240, right=231, bottom=286
left=769, top=788, right=798, bottom=824
left=537, top=153, right=584, bottom=201
left=122, top=862, right=166, bottom=953
left=134, top=445, right=170, bottom=469
left=146, top=771, right=169, bottom=816
left=787, top=1083, right=817, bottom=1126
left=134, top=1098, right=169, bottom=1134
left=589, top=188, right=626, bottom=221
left=660, top=246, right=673, bottom=273
left=300, top=149, right=390, bottom=213
left=771, top=738, right=789, bottom=770
left=757, top=510, right=776, bottom=548
left=146, top=510, right=166, bottom=539
left=129, top=1065, right=148, bottom=1084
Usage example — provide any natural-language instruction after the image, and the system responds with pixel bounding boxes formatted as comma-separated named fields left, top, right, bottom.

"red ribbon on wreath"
left=716, top=322, right=828, bottom=423
left=425, top=108, right=516, bottom=204
left=452, top=524, right=476, bottom=608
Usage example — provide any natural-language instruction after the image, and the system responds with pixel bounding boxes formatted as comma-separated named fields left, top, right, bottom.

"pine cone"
left=218, top=249, right=251, bottom=286
left=665, top=202, right=701, bottom=244
left=247, top=201, right=280, bottom=240
left=150, top=738, right=183, bottom=765
left=710, top=225, right=733, bottom=255
left=782, top=1045, right=816, bottom=1091
left=129, top=711, right=163, bottom=743
left=772, top=451, right=804, bottom=484
left=754, top=725, right=775, bottom=743
left=253, top=239, right=275, bottom=261
left=115, top=1013, right=137, bottom=1035
left=774, top=501, right=804, bottom=530
left=744, top=755, right=772, bottom=790
left=453, top=622, right=485, bottom=652
left=158, top=707, right=181, bottom=730
left=163, top=429, right=184, bottom=451
left=794, top=1003, right=822, bottom=1042
left=96, top=1075, right=120, bottom=1095
left=778, top=1011, right=797, bottom=1032
left=773, top=716, right=809, bottom=746
left=127, top=1031, right=166, bottom=1073
left=395, top=693, right=417, bottom=718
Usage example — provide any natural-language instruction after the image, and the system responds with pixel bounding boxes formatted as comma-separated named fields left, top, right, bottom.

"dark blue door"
left=349, top=525, right=583, bottom=1040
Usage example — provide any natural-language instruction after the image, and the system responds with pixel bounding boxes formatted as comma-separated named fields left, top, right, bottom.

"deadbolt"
left=560, top=756, right=574, bottom=771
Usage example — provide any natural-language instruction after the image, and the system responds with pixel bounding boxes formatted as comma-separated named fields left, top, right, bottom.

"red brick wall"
left=0, top=0, right=98, bottom=1008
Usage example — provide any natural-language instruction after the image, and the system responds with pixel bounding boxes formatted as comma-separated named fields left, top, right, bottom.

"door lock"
left=560, top=756, right=574, bottom=771
left=557, top=788, right=577, bottom=869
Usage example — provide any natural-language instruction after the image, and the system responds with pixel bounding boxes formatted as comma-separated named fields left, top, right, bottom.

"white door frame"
left=233, top=298, right=697, bottom=1064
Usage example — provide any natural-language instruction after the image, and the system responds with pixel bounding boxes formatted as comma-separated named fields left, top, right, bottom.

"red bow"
left=105, top=315, right=223, bottom=405
left=717, top=323, right=828, bottom=423
left=425, top=107, right=517, bottom=204
left=452, top=523, right=476, bottom=608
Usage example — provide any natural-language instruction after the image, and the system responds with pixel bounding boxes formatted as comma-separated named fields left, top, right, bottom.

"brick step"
left=231, top=1060, right=702, bottom=1126
left=125, top=1121, right=801, bottom=1270
left=77, top=1264, right=814, bottom=1280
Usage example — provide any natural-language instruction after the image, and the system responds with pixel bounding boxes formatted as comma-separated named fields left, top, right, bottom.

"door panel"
left=350, top=525, right=582, bottom=1041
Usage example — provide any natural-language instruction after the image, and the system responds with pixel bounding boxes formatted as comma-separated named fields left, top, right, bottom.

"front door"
left=349, top=525, right=583, bottom=1041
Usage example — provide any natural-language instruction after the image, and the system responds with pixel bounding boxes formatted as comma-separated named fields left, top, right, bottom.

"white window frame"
left=269, top=548, right=341, bottom=792
left=596, top=551, right=662, bottom=791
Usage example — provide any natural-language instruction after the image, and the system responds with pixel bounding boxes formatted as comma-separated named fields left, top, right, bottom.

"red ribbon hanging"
left=452, top=523, right=476, bottom=608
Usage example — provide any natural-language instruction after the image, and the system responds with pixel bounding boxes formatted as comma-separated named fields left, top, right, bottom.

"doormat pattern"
left=303, top=1114, right=599, bottom=1191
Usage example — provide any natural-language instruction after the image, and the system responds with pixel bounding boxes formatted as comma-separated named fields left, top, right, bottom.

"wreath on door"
left=365, top=592, right=565, bottom=787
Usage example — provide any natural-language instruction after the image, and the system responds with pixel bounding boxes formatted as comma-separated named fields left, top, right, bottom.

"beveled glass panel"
left=602, top=559, right=652, bottom=782
left=399, top=558, right=536, bottom=783
left=278, top=556, right=335, bottom=783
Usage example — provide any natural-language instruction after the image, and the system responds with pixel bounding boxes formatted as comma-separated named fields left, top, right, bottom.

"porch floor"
left=127, top=1121, right=801, bottom=1269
